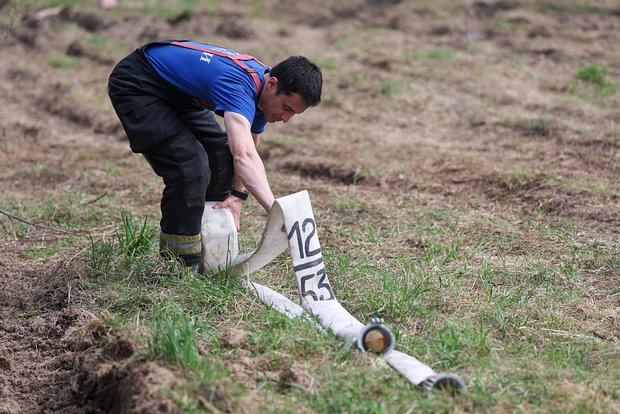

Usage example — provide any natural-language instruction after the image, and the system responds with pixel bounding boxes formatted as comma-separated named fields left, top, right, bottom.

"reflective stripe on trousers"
left=159, top=231, right=201, bottom=256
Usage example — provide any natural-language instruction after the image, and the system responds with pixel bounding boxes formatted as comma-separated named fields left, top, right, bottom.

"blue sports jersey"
left=145, top=41, right=269, bottom=134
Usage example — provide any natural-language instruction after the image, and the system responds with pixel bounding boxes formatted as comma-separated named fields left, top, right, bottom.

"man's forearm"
left=224, top=111, right=275, bottom=212
left=232, top=174, right=245, bottom=192
left=233, top=151, right=274, bottom=211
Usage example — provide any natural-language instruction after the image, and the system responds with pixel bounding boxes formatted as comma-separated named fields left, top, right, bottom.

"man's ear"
left=268, top=76, right=278, bottom=89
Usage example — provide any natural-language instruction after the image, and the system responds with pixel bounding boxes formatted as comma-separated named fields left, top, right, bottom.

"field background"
left=0, top=0, right=619, bottom=413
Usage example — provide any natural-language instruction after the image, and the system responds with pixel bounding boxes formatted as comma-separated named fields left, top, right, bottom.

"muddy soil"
left=0, top=0, right=618, bottom=412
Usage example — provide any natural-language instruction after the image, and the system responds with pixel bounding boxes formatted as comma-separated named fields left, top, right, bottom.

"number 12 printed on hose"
left=287, top=217, right=335, bottom=302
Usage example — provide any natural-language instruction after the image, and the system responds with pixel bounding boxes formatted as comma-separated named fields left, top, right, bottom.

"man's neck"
left=258, top=73, right=271, bottom=111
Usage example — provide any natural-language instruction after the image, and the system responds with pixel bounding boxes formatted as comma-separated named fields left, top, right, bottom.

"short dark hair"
left=270, top=56, right=322, bottom=107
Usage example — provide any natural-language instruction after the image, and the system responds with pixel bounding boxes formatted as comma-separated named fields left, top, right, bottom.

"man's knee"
left=155, top=142, right=211, bottom=208
left=180, top=162, right=210, bottom=208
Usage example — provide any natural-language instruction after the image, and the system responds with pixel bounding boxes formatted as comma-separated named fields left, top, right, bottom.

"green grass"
left=312, top=57, right=336, bottom=71
left=379, top=77, right=405, bottom=97
left=574, top=64, right=616, bottom=89
left=140, top=0, right=200, bottom=18
left=26, top=0, right=82, bottom=6
left=568, top=64, right=619, bottom=100
left=529, top=2, right=614, bottom=15
left=86, top=35, right=109, bottom=51
left=146, top=302, right=206, bottom=370
left=48, top=52, right=77, bottom=69
left=116, top=210, right=158, bottom=258
left=561, top=177, right=617, bottom=197
left=411, top=48, right=456, bottom=60
left=340, top=72, right=365, bottom=90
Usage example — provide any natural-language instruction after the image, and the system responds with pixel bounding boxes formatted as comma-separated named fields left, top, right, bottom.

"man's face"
left=260, top=77, right=308, bottom=123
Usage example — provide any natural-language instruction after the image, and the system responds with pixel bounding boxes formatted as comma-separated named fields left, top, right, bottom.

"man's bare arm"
left=224, top=111, right=274, bottom=211
left=230, top=131, right=261, bottom=193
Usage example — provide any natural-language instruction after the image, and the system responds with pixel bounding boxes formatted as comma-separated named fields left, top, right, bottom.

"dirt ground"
left=0, top=0, right=618, bottom=412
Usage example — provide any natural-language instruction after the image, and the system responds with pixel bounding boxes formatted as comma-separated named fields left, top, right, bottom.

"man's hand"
left=214, top=195, right=244, bottom=231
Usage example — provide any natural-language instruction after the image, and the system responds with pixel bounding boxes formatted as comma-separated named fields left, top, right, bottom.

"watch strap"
left=231, top=188, right=249, bottom=200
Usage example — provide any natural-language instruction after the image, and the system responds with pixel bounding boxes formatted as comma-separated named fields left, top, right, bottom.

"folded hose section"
left=225, top=190, right=465, bottom=391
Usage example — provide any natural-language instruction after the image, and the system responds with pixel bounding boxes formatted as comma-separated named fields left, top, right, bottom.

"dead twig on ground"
left=0, top=209, right=86, bottom=236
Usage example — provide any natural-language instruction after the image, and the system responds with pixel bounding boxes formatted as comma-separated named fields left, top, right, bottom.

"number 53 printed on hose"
left=287, top=217, right=335, bottom=302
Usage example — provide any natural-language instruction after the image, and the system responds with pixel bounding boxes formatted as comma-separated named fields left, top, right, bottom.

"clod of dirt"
left=167, top=11, right=192, bottom=26
left=104, top=335, right=138, bottom=361
left=8, top=25, right=37, bottom=46
left=529, top=48, right=561, bottom=60
left=430, top=25, right=453, bottom=36
left=278, top=364, right=314, bottom=393
left=111, top=361, right=183, bottom=414
left=216, top=19, right=254, bottom=40
left=528, top=25, right=553, bottom=38
left=495, top=116, right=559, bottom=138
left=220, top=328, right=249, bottom=348
left=139, top=24, right=166, bottom=43
left=59, top=7, right=115, bottom=32
left=259, top=140, right=294, bottom=161
left=224, top=353, right=272, bottom=389
left=66, top=41, right=88, bottom=57
left=196, top=383, right=230, bottom=412
left=74, top=337, right=181, bottom=413
left=366, top=0, right=404, bottom=6
left=32, top=279, right=70, bottom=311
left=75, top=361, right=181, bottom=414
left=278, top=367, right=298, bottom=390
left=37, top=85, right=94, bottom=128
left=331, top=3, right=362, bottom=19
left=1, top=121, right=40, bottom=143
left=66, top=40, right=115, bottom=65
left=6, top=69, right=37, bottom=82
left=94, top=121, right=124, bottom=136
left=0, top=349, right=12, bottom=371
left=279, top=160, right=368, bottom=186
left=473, top=1, right=518, bottom=18
left=295, top=11, right=335, bottom=28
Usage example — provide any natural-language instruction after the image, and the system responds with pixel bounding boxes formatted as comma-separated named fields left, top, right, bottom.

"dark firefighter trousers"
left=107, top=44, right=233, bottom=268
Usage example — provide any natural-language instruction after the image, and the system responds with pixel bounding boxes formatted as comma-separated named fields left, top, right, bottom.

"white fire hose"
left=201, top=190, right=465, bottom=392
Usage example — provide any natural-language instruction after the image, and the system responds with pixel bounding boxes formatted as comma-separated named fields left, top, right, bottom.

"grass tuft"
left=574, top=64, right=614, bottom=88
left=116, top=210, right=158, bottom=258
left=48, top=52, right=77, bottom=69
left=411, top=48, right=456, bottom=60
left=146, top=303, right=205, bottom=371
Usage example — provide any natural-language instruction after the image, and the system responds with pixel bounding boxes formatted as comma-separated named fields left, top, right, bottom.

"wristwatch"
left=231, top=188, right=249, bottom=200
